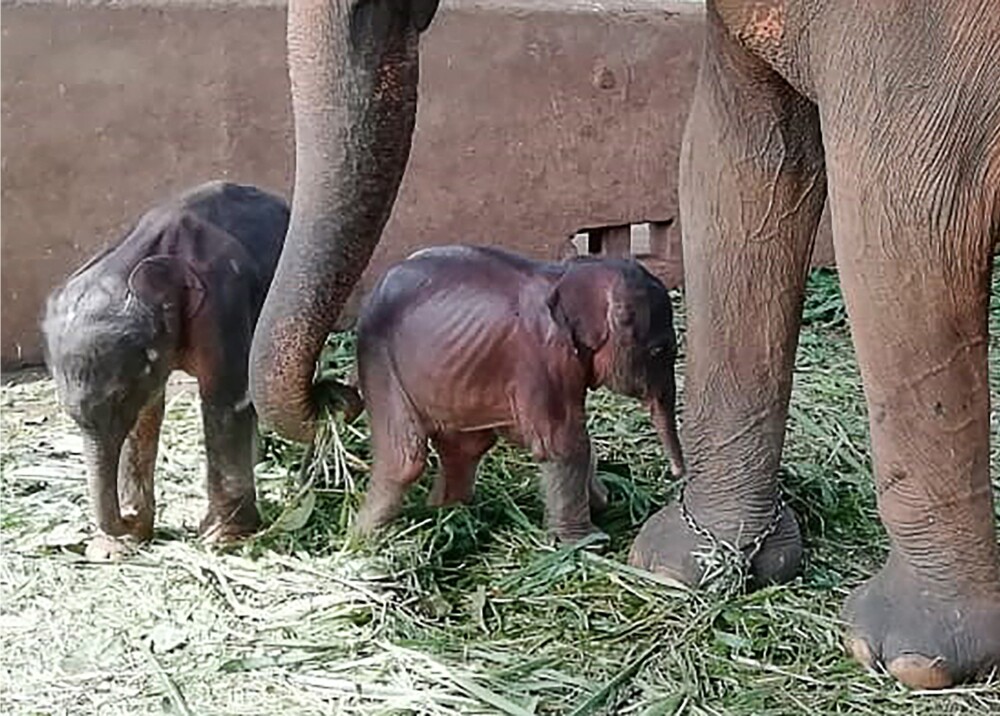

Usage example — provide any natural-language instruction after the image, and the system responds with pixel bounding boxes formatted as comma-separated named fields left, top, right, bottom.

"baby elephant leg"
left=355, top=418, right=428, bottom=536
left=355, top=437, right=428, bottom=535
left=428, top=430, right=496, bottom=507
left=199, top=398, right=262, bottom=542
left=586, top=444, right=609, bottom=515
left=116, top=392, right=165, bottom=541
left=541, top=439, right=607, bottom=545
left=354, top=433, right=427, bottom=535
left=354, top=361, right=428, bottom=535
left=81, top=402, right=164, bottom=561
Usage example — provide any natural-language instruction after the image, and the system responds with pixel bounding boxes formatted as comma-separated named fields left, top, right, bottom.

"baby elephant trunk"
left=649, top=389, right=685, bottom=478
left=82, top=431, right=126, bottom=535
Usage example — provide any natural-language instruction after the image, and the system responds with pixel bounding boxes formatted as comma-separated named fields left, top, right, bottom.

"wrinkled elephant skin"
left=629, top=0, right=1000, bottom=690
left=249, top=0, right=440, bottom=443
left=352, top=245, right=683, bottom=543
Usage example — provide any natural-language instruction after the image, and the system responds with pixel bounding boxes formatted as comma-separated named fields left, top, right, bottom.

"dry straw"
left=1, top=264, right=998, bottom=714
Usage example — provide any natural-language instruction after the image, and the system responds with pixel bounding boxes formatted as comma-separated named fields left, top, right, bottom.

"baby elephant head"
left=42, top=254, right=204, bottom=442
left=547, top=258, right=685, bottom=477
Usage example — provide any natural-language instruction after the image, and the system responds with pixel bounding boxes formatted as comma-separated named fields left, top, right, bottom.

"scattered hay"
left=2, top=266, right=999, bottom=714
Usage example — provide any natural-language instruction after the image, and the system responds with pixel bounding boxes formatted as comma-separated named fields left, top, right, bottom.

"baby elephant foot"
left=118, top=511, right=154, bottom=543
left=353, top=488, right=404, bottom=537
left=427, top=477, right=475, bottom=508
left=843, top=556, right=1000, bottom=689
left=551, top=522, right=610, bottom=552
left=199, top=498, right=262, bottom=543
left=628, top=501, right=802, bottom=588
left=85, top=532, right=140, bottom=562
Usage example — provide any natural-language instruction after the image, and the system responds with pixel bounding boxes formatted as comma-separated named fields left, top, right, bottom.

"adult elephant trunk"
left=250, top=0, right=439, bottom=442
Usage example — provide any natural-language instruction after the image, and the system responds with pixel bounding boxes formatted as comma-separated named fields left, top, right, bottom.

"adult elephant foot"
left=628, top=499, right=802, bottom=588
left=843, top=554, right=1000, bottom=689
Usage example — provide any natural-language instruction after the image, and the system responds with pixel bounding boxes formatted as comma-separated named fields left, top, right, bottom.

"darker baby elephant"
left=353, top=245, right=684, bottom=544
left=42, top=181, right=289, bottom=559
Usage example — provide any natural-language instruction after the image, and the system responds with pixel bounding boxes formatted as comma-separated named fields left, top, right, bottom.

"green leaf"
left=272, top=489, right=317, bottom=533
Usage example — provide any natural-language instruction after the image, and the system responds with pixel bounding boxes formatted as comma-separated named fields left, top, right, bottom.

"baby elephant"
left=42, top=181, right=289, bottom=559
left=355, top=245, right=684, bottom=544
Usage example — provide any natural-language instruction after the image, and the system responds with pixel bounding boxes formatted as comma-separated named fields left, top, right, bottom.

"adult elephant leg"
left=836, top=195, right=999, bottom=690
left=821, top=116, right=1000, bottom=690
left=629, top=16, right=826, bottom=587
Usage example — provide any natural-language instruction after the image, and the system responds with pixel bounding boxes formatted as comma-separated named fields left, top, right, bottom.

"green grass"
left=2, top=263, right=999, bottom=714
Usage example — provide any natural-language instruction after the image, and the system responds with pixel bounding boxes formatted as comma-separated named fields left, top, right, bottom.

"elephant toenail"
left=847, top=637, right=874, bottom=669
left=887, top=654, right=952, bottom=690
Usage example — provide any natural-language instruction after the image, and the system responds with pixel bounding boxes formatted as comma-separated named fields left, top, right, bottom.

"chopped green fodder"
left=1, top=263, right=999, bottom=715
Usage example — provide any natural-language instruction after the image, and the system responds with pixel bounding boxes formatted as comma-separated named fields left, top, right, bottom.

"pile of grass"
left=1, top=264, right=998, bottom=715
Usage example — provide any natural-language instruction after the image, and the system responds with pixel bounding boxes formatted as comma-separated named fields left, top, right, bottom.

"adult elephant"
left=249, top=0, right=999, bottom=689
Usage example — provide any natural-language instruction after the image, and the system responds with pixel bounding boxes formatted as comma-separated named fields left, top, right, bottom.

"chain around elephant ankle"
left=677, top=478, right=787, bottom=592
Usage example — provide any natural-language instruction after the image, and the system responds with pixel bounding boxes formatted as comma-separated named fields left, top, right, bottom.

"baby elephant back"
left=124, top=182, right=289, bottom=322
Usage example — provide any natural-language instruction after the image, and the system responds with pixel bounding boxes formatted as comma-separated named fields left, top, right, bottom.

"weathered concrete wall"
left=2, top=0, right=294, bottom=368
left=1, top=0, right=833, bottom=369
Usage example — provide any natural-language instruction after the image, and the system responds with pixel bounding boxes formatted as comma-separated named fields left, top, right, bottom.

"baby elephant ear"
left=127, top=256, right=206, bottom=318
left=547, top=267, right=612, bottom=354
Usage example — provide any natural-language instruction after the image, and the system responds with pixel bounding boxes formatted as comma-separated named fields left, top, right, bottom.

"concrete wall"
left=1, top=0, right=833, bottom=369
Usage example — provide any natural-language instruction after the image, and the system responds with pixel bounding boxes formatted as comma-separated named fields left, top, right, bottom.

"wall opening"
left=570, top=218, right=674, bottom=259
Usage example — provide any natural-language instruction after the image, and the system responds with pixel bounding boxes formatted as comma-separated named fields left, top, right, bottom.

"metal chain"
left=677, top=477, right=787, bottom=595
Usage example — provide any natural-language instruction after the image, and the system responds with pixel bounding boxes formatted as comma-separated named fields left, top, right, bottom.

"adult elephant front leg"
left=629, top=16, right=826, bottom=587
left=817, top=41, right=1000, bottom=688
left=250, top=0, right=439, bottom=443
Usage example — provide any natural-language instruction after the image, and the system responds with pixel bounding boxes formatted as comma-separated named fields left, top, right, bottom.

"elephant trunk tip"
left=647, top=395, right=685, bottom=481
left=254, top=383, right=318, bottom=445
left=249, top=328, right=319, bottom=445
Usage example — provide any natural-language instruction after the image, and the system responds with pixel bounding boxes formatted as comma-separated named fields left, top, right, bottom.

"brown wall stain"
left=1, top=0, right=834, bottom=369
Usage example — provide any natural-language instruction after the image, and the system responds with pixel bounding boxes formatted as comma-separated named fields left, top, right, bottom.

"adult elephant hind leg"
left=629, top=18, right=825, bottom=587
left=821, top=111, right=1000, bottom=689
left=117, top=392, right=165, bottom=541
left=427, top=431, right=496, bottom=507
